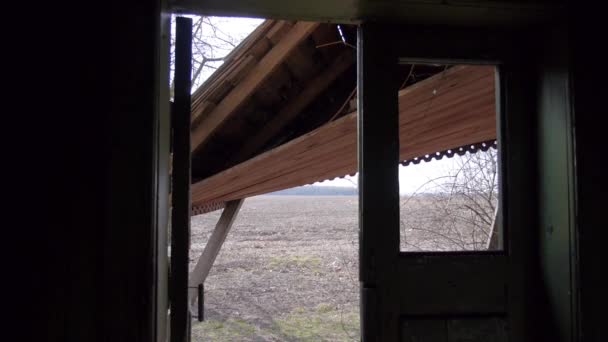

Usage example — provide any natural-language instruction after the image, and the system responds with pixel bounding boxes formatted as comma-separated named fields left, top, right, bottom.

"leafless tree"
left=400, top=148, right=499, bottom=251
left=170, top=16, right=257, bottom=97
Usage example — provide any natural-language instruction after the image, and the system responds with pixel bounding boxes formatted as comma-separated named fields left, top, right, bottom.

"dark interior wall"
left=535, top=25, right=577, bottom=342
left=34, top=1, right=169, bottom=341
left=571, top=4, right=604, bottom=342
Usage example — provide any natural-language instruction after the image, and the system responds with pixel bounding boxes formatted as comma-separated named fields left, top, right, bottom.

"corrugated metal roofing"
left=191, top=65, right=496, bottom=209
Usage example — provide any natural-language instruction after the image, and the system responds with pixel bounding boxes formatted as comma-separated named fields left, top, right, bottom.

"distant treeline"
left=268, top=185, right=357, bottom=196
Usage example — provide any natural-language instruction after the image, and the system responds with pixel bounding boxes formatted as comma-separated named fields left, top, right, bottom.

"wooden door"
left=357, top=23, right=540, bottom=342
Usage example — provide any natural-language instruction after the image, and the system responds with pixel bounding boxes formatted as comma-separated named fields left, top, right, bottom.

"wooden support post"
left=358, top=23, right=401, bottom=342
left=188, top=199, right=245, bottom=306
left=171, top=16, right=192, bottom=342
left=197, top=284, right=204, bottom=322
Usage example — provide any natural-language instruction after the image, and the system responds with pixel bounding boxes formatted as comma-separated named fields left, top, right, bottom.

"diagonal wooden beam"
left=230, top=49, right=355, bottom=164
left=191, top=21, right=320, bottom=152
left=188, top=199, right=245, bottom=306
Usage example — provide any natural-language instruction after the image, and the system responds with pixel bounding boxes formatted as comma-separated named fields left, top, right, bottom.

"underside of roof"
left=188, top=20, right=497, bottom=213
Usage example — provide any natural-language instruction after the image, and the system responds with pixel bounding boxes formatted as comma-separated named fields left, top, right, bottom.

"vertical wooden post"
left=499, top=51, right=542, bottom=341
left=171, top=16, right=192, bottom=342
left=197, top=284, right=204, bottom=322
left=157, top=9, right=172, bottom=342
left=358, top=23, right=401, bottom=342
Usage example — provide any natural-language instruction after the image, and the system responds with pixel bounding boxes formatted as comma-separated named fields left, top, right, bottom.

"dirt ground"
left=190, top=195, right=360, bottom=342
left=188, top=194, right=495, bottom=341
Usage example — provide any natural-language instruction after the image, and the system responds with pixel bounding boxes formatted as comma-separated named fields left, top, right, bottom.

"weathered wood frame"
left=170, top=16, right=193, bottom=342
left=166, top=5, right=576, bottom=342
left=357, top=23, right=402, bottom=341
left=357, top=23, right=543, bottom=341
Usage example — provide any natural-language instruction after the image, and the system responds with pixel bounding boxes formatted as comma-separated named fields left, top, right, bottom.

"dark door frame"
left=357, top=23, right=577, bottom=342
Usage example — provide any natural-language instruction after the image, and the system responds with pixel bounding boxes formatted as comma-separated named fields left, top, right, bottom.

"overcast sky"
left=186, top=16, right=466, bottom=195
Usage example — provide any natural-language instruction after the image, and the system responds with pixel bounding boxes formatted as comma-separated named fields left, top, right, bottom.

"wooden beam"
left=191, top=21, right=320, bottom=151
left=171, top=0, right=562, bottom=28
left=230, top=49, right=355, bottom=164
left=358, top=23, right=401, bottom=342
left=188, top=199, right=245, bottom=306
left=190, top=65, right=496, bottom=206
left=170, top=17, right=192, bottom=342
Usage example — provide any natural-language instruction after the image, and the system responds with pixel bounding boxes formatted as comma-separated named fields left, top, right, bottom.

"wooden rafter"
left=191, top=21, right=320, bottom=152
left=190, top=21, right=278, bottom=127
left=229, top=49, right=355, bottom=164
left=191, top=65, right=496, bottom=206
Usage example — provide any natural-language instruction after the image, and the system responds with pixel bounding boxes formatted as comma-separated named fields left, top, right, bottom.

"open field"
left=190, top=195, right=360, bottom=342
left=189, top=193, right=496, bottom=341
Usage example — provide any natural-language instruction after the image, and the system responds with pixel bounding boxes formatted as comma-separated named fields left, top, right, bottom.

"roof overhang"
left=192, top=64, right=496, bottom=207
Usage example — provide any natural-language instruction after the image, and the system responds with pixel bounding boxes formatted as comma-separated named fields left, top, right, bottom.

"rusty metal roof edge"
left=191, top=140, right=498, bottom=211
left=400, top=139, right=497, bottom=167
left=311, top=139, right=498, bottom=185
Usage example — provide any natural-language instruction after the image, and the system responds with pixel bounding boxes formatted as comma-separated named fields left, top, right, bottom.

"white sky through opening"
left=313, top=158, right=462, bottom=195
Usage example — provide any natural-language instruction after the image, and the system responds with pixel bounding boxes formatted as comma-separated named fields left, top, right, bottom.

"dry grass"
left=190, top=195, right=359, bottom=341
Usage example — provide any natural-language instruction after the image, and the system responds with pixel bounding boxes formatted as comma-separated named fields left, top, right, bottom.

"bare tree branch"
left=400, top=148, right=499, bottom=252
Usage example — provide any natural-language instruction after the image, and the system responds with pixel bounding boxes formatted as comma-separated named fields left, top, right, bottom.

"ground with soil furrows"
left=190, top=195, right=360, bottom=342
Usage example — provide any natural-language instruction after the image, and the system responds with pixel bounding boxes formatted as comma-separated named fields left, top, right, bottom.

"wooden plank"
left=357, top=23, right=401, bottom=342
left=170, top=17, right=192, bottom=342
left=395, top=254, right=507, bottom=315
left=191, top=65, right=496, bottom=205
left=192, top=114, right=357, bottom=203
left=251, top=64, right=293, bottom=107
left=284, top=39, right=322, bottom=83
left=191, top=101, right=216, bottom=126
left=188, top=199, right=245, bottom=306
left=225, top=54, right=259, bottom=86
left=230, top=50, right=355, bottom=164
left=266, top=20, right=294, bottom=44
left=191, top=21, right=320, bottom=151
